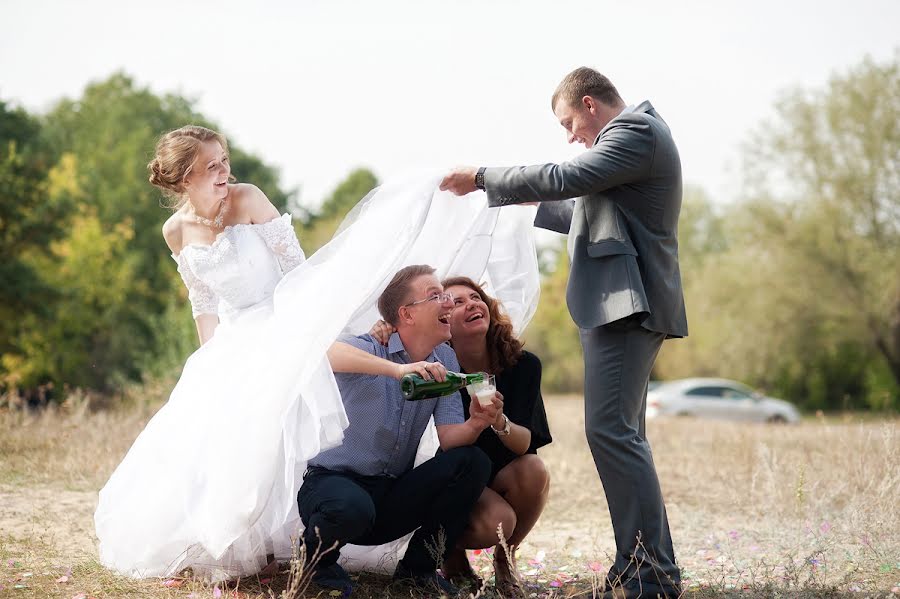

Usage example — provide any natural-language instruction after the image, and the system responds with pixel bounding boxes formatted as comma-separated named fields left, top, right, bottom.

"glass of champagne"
left=467, top=374, right=497, bottom=407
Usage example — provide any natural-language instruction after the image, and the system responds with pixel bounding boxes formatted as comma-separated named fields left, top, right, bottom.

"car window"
left=684, top=386, right=725, bottom=398
left=722, top=387, right=753, bottom=400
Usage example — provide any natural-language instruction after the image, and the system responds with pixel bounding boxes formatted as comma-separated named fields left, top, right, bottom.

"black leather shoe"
left=311, top=562, right=353, bottom=596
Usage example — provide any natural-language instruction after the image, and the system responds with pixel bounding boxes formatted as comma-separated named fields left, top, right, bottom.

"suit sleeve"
left=483, top=120, right=653, bottom=208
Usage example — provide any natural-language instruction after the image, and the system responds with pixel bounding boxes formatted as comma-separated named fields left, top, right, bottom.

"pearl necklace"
left=190, top=198, right=230, bottom=229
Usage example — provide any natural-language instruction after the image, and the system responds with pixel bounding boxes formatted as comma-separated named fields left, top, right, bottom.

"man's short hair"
left=552, top=67, right=623, bottom=111
left=378, top=265, right=437, bottom=327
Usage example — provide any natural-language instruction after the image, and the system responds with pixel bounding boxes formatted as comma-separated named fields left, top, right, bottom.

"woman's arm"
left=435, top=396, right=498, bottom=450
left=490, top=391, right=532, bottom=455
left=195, top=314, right=219, bottom=345
left=164, top=216, right=221, bottom=345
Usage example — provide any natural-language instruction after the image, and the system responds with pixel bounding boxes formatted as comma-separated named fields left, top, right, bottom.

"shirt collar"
left=387, top=332, right=407, bottom=355
left=388, top=331, right=441, bottom=363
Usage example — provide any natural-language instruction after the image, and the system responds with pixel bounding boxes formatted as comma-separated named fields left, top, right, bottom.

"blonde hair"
left=148, top=125, right=233, bottom=208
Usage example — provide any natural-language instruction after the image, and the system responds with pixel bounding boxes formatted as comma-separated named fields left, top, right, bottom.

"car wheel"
left=766, top=414, right=788, bottom=424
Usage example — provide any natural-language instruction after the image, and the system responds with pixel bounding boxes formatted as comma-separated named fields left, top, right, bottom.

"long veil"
left=292, top=171, right=540, bottom=573
left=95, top=172, right=539, bottom=582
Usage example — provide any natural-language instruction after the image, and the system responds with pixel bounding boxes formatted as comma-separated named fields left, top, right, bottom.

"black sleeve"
left=521, top=352, right=553, bottom=453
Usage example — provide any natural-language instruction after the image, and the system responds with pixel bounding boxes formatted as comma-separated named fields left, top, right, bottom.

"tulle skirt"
left=94, top=172, right=539, bottom=581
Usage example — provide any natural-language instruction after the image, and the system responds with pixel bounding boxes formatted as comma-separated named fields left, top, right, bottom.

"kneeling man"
left=299, top=264, right=497, bottom=596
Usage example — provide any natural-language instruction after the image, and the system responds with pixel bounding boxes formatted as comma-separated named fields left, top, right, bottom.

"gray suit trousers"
left=581, top=316, right=680, bottom=591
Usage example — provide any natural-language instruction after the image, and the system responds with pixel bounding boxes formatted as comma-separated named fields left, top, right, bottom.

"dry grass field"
left=1, top=388, right=898, bottom=598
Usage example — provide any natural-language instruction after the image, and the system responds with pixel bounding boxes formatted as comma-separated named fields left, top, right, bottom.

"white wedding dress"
left=94, top=172, right=539, bottom=582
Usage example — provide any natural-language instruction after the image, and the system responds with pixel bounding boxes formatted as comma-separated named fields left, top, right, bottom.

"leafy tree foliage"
left=656, top=54, right=899, bottom=410
left=3, top=55, right=897, bottom=412
left=296, top=168, right=379, bottom=254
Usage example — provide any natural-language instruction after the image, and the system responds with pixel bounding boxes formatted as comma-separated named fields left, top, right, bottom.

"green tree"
left=659, top=53, right=900, bottom=410
left=0, top=101, right=70, bottom=387
left=742, top=53, right=900, bottom=408
left=522, top=241, right=583, bottom=393
left=297, top=168, right=378, bottom=253
left=1, top=74, right=295, bottom=396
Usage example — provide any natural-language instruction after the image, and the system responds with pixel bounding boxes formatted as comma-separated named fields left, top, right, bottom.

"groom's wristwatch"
left=491, top=413, right=511, bottom=436
left=475, top=167, right=486, bottom=191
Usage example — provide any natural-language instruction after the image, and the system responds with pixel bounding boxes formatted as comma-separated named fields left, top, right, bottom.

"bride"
left=94, top=125, right=540, bottom=582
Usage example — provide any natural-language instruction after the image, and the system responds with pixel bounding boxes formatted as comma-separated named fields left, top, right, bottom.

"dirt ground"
left=1, top=398, right=898, bottom=597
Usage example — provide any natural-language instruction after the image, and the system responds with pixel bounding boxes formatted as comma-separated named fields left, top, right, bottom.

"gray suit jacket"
left=484, top=101, right=687, bottom=338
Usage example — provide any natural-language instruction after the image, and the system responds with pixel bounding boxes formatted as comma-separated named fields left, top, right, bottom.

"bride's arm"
left=195, top=314, right=219, bottom=345
left=244, top=185, right=306, bottom=273
left=165, top=217, right=221, bottom=345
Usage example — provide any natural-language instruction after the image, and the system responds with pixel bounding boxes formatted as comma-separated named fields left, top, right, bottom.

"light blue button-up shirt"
left=309, top=332, right=465, bottom=477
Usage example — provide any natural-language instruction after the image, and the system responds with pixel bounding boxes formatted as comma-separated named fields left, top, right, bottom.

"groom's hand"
left=440, top=166, right=478, bottom=196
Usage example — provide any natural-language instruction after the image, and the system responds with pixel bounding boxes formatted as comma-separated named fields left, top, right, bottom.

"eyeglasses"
left=403, top=292, right=454, bottom=308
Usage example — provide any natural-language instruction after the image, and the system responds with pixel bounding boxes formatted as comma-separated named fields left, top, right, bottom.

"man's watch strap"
left=491, top=413, right=511, bottom=436
left=475, top=167, right=486, bottom=191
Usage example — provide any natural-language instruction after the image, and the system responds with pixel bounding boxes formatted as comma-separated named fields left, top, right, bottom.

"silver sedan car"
left=646, top=378, right=801, bottom=423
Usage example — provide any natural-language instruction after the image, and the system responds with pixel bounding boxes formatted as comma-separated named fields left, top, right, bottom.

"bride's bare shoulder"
left=162, top=209, right=189, bottom=255
left=230, top=183, right=279, bottom=222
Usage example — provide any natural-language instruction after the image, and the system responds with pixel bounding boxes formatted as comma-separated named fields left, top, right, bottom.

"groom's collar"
left=593, top=100, right=655, bottom=146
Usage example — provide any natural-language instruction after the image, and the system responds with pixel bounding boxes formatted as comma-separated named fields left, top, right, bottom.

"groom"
left=441, top=67, right=687, bottom=598
left=298, top=264, right=497, bottom=597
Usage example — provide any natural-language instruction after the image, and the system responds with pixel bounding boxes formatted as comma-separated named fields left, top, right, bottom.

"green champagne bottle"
left=400, top=371, right=486, bottom=401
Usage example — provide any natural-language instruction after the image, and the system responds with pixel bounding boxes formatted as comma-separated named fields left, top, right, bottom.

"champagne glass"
left=468, top=374, right=497, bottom=407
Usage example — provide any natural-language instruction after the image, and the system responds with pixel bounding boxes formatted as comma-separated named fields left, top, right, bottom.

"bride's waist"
left=219, top=296, right=275, bottom=324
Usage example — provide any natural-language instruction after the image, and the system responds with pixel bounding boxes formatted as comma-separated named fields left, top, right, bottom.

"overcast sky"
left=2, top=0, right=898, bottom=210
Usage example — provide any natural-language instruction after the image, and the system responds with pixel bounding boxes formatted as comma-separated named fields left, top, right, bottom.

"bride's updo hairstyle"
left=148, top=125, right=233, bottom=208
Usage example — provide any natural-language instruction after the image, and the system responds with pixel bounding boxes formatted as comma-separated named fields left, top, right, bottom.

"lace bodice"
left=172, top=214, right=305, bottom=319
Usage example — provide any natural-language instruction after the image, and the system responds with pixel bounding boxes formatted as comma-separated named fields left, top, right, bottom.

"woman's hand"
left=469, top=391, right=502, bottom=427
left=395, top=360, right=447, bottom=382
left=368, top=319, right=396, bottom=346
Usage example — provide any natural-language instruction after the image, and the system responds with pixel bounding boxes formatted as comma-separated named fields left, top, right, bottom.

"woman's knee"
left=495, top=454, right=550, bottom=496
left=518, top=454, right=550, bottom=491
